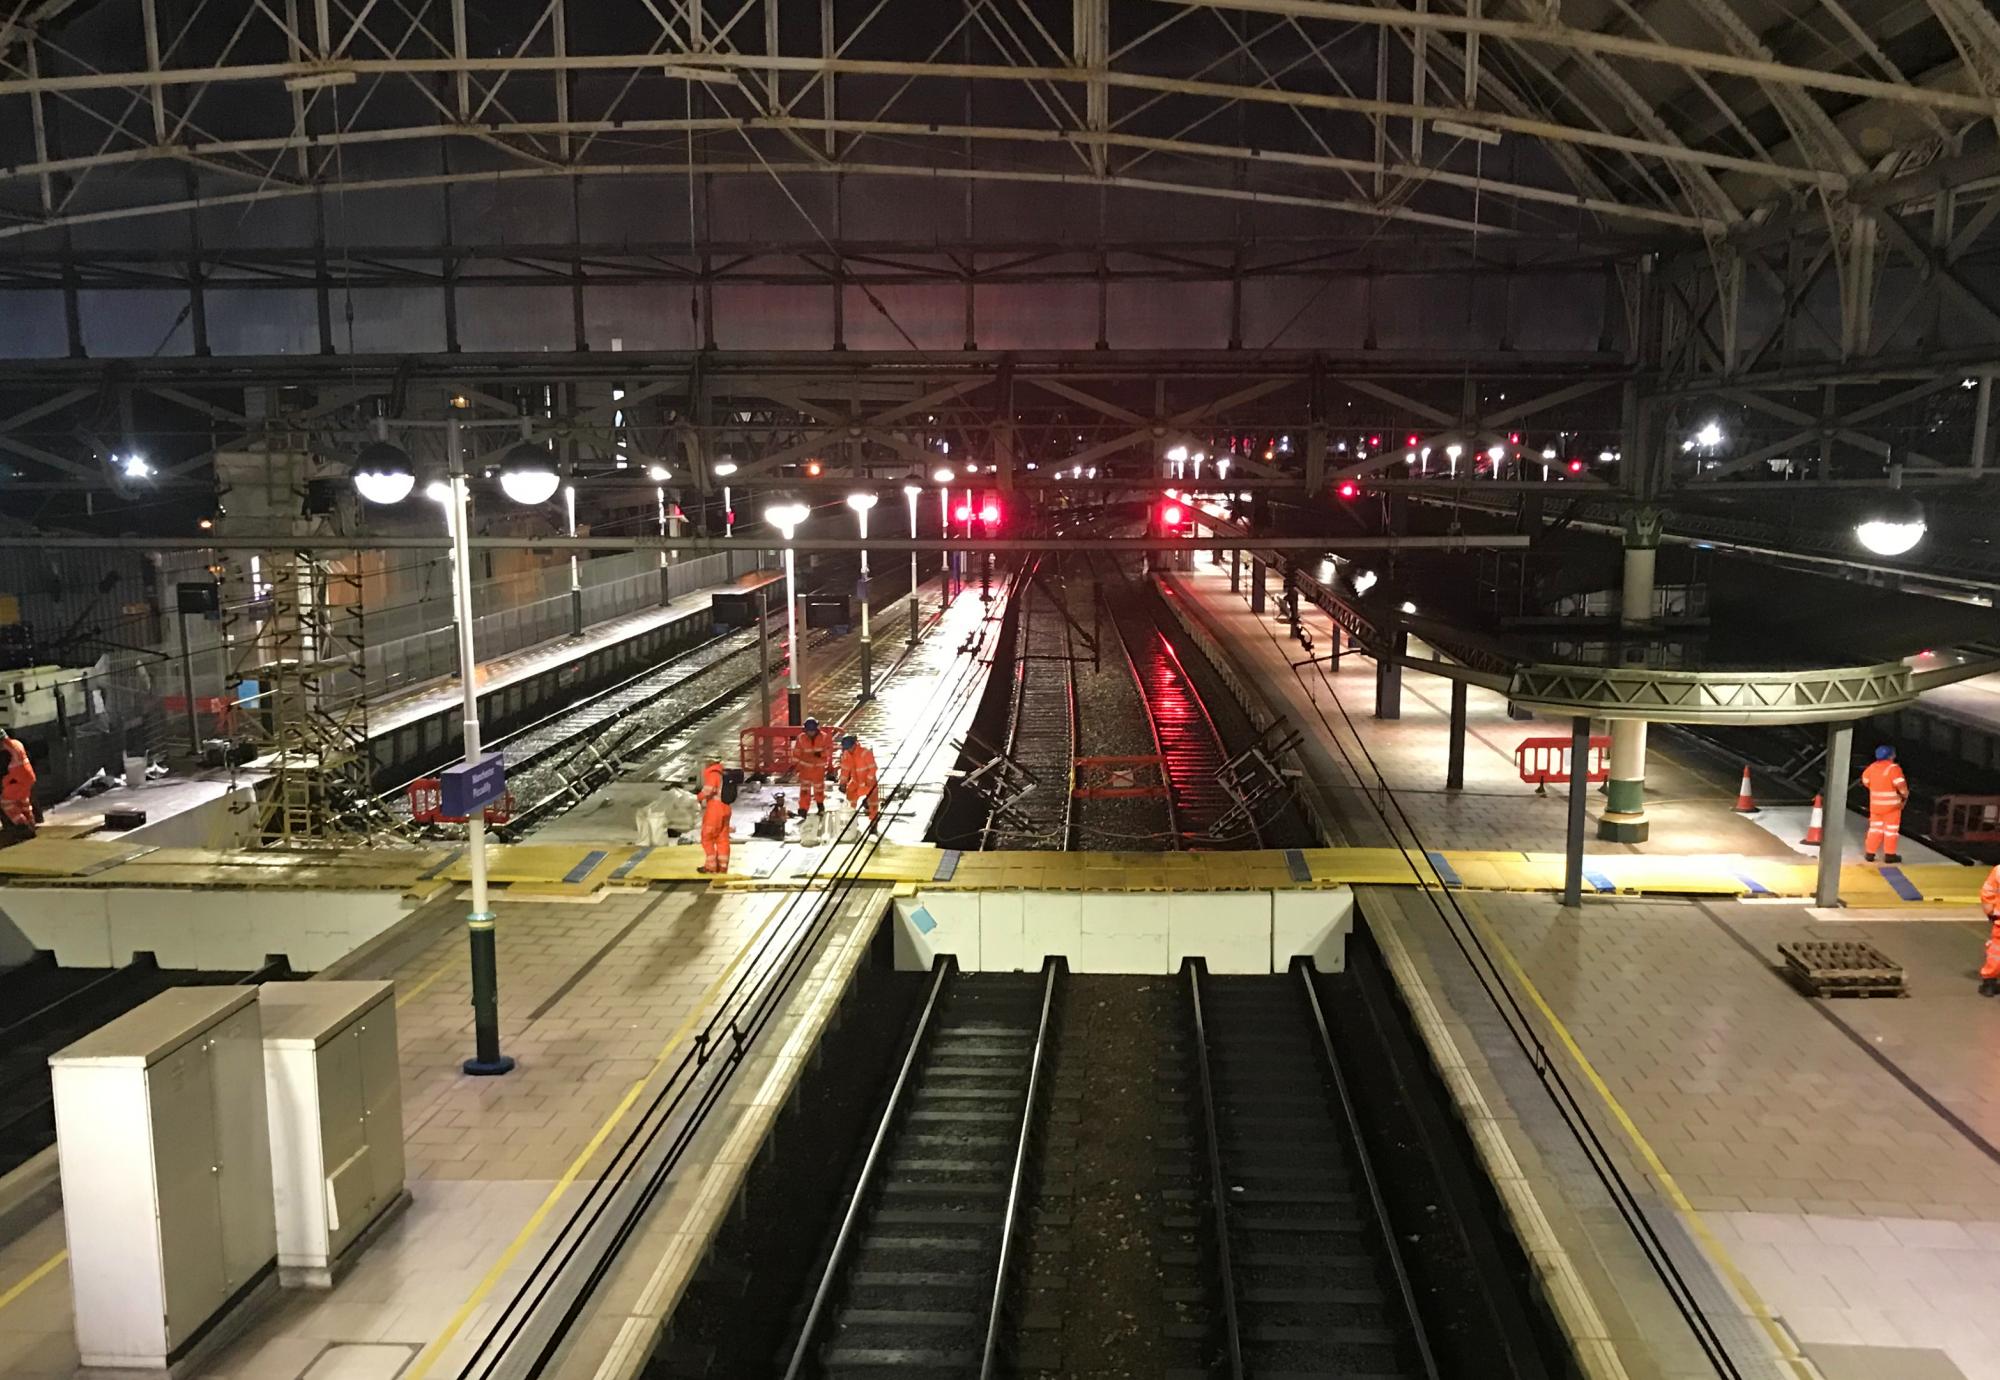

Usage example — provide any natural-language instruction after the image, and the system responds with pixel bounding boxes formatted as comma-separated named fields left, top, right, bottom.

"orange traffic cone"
left=1801, top=794, right=1824, bottom=845
left=1734, top=765, right=1760, bottom=814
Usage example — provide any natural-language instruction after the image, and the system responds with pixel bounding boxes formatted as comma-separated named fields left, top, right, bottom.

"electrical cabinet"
left=50, top=987, right=276, bottom=1371
left=258, top=981, right=406, bottom=1286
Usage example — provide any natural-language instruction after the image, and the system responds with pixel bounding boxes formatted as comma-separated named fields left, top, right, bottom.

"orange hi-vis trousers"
left=1864, top=808, right=1902, bottom=857
left=700, top=797, right=731, bottom=871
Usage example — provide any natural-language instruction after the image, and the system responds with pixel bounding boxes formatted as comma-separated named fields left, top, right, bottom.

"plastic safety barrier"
left=1515, top=735, right=1611, bottom=787
left=408, top=777, right=514, bottom=825
left=740, top=724, right=845, bottom=776
left=1932, top=794, right=2000, bottom=844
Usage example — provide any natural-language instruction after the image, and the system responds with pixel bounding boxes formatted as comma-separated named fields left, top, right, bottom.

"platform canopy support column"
left=1230, top=547, right=1241, bottom=593
left=1374, top=624, right=1405, bottom=720
left=1250, top=557, right=1266, bottom=613
left=1446, top=679, right=1468, bottom=790
left=1600, top=506, right=1661, bottom=843
left=1817, top=721, right=1855, bottom=908
left=1564, top=714, right=1591, bottom=908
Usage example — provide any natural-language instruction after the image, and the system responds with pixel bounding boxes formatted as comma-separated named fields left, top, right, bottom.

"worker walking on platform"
left=1980, top=865, right=2000, bottom=997
left=696, top=759, right=732, bottom=873
left=0, top=727, right=36, bottom=842
left=1860, top=745, right=1909, bottom=863
left=838, top=733, right=880, bottom=827
left=792, top=716, right=834, bottom=815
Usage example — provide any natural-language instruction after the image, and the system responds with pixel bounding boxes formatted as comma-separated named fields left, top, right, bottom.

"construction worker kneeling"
left=838, top=733, right=880, bottom=827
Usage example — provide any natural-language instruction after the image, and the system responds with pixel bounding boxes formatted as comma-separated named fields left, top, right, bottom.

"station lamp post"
left=903, top=481, right=923, bottom=646
left=353, top=412, right=569, bottom=1079
left=933, top=466, right=955, bottom=605
left=714, top=459, right=739, bottom=538
left=766, top=501, right=811, bottom=724
left=847, top=491, right=878, bottom=700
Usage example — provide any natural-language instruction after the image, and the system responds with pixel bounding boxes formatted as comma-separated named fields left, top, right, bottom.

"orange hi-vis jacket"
left=1860, top=759, right=1907, bottom=815
left=839, top=744, right=878, bottom=798
left=1982, top=865, right=2000, bottom=919
left=792, top=727, right=834, bottom=778
left=699, top=760, right=725, bottom=801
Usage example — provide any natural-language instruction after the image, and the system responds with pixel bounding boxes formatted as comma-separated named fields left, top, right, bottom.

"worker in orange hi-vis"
left=1980, top=865, right=2000, bottom=998
left=696, top=759, right=732, bottom=874
left=1859, top=745, right=1909, bottom=863
left=791, top=716, right=834, bottom=815
left=0, top=727, right=36, bottom=840
left=837, top=733, right=880, bottom=826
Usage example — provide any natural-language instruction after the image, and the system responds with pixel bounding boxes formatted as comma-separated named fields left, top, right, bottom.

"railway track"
left=0, top=952, right=292, bottom=1175
left=1092, top=557, right=1251, bottom=849
left=988, top=563, right=1080, bottom=850
left=1185, top=960, right=1437, bottom=1379
left=784, top=957, right=1061, bottom=1378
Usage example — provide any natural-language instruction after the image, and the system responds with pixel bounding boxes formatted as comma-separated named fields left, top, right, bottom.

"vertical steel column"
left=757, top=589, right=773, bottom=727
left=1230, top=547, right=1241, bottom=592
left=564, top=483, right=584, bottom=635
left=784, top=548, right=803, bottom=726
left=1446, top=679, right=1467, bottom=790
left=449, top=416, right=513, bottom=1077
left=1817, top=721, right=1854, bottom=908
left=1374, top=627, right=1405, bottom=720
left=177, top=609, right=200, bottom=753
left=1250, top=558, right=1266, bottom=613
left=1563, top=715, right=1590, bottom=909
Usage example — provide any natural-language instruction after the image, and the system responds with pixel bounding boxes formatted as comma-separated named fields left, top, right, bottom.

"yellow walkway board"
left=1, top=836, right=1990, bottom=906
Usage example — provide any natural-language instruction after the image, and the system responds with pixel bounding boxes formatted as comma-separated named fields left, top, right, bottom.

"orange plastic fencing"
left=1932, top=794, right=2000, bottom=844
left=407, top=778, right=514, bottom=826
left=740, top=724, right=845, bottom=775
left=1515, top=735, right=1611, bottom=787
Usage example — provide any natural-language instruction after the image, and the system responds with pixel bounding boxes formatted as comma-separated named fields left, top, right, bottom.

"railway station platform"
left=32, top=565, right=771, bottom=851
left=1167, top=557, right=2000, bottom=1380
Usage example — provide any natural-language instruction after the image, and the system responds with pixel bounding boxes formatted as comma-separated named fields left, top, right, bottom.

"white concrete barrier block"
left=1273, top=889, right=1354, bottom=972
left=0, top=889, right=113, bottom=967
left=894, top=892, right=981, bottom=970
left=1020, top=891, right=1081, bottom=968
left=978, top=893, right=1027, bottom=973
left=1076, top=894, right=1168, bottom=973
left=1169, top=893, right=1271, bottom=974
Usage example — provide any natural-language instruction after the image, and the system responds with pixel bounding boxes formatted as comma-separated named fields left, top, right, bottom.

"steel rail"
left=7, top=534, right=1536, bottom=553
left=781, top=956, right=957, bottom=1380
left=1185, top=960, right=1246, bottom=1379
left=461, top=570, right=1018, bottom=1380
left=979, top=958, right=1063, bottom=1378
left=1092, top=553, right=1185, bottom=849
left=373, top=627, right=749, bottom=800
left=1138, top=578, right=1261, bottom=848
left=1296, top=961, right=1442, bottom=1380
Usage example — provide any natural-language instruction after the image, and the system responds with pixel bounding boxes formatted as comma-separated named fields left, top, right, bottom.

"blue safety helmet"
left=841, top=734, right=857, bottom=749
left=1875, top=745, right=1894, bottom=760
left=803, top=716, right=819, bottom=732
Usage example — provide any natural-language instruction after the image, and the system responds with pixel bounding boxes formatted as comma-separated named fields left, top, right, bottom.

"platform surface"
left=0, top=877, right=888, bottom=1380
left=1175, top=555, right=2000, bottom=1380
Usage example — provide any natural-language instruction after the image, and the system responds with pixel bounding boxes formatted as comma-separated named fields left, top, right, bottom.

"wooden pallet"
left=1777, top=939, right=1906, bottom=998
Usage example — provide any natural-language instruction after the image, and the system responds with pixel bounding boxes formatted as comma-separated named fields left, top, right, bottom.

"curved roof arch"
left=0, top=0, right=1989, bottom=254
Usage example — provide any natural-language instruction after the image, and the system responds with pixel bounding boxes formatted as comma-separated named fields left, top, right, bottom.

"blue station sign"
left=440, top=752, right=507, bottom=819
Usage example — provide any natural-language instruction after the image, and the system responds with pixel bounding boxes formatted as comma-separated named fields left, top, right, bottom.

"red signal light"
left=1508, top=432, right=1521, bottom=445
left=1567, top=458, right=1584, bottom=473
left=1162, top=502, right=1184, bottom=526
left=980, top=501, right=1000, bottom=524
left=1336, top=480, right=1359, bottom=499
left=1368, top=435, right=1381, bottom=448
left=954, top=503, right=972, bottom=522
left=1406, top=434, right=1419, bottom=447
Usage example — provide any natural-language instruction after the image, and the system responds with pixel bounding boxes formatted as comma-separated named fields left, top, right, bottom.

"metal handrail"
left=979, top=957, right=1063, bottom=1378
left=782, top=955, right=957, bottom=1380
left=1295, top=960, right=1442, bottom=1380
left=1184, top=959, right=1245, bottom=1379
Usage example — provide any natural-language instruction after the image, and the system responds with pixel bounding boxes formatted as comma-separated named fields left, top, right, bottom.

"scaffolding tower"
left=222, top=546, right=379, bottom=845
